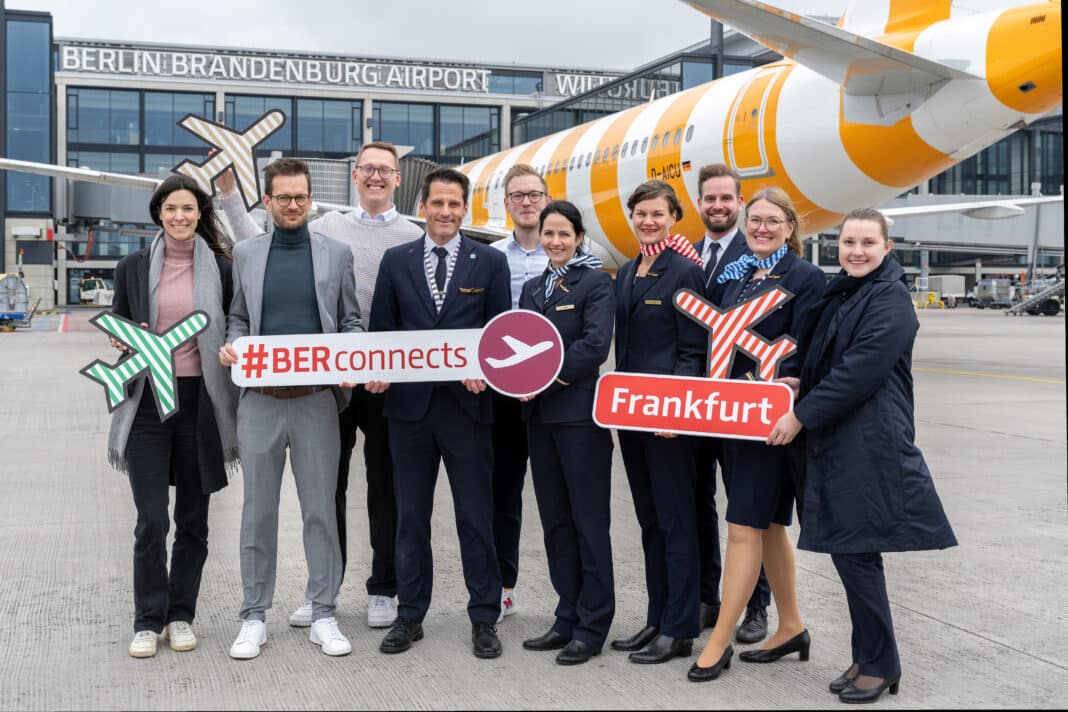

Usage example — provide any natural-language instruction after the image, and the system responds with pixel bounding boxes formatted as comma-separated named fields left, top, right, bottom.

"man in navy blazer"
left=691, top=164, right=772, bottom=643
left=367, top=168, right=511, bottom=659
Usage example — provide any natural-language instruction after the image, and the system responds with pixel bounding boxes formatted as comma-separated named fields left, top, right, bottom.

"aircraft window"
left=631, top=139, right=639, bottom=155
left=593, top=151, right=600, bottom=165
left=641, top=137, right=649, bottom=153
left=651, top=134, right=659, bottom=150
left=569, top=156, right=576, bottom=170
left=586, top=152, right=592, bottom=166
left=662, top=131, right=671, bottom=147
left=686, top=125, right=694, bottom=142
left=673, top=128, right=682, bottom=145
left=621, top=144, right=628, bottom=159
left=611, top=145, right=619, bottom=160
left=602, top=147, right=611, bottom=162
left=554, top=160, right=561, bottom=174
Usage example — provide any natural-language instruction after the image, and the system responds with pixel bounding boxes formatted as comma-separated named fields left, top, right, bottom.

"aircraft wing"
left=0, top=157, right=160, bottom=191
left=881, top=195, right=1064, bottom=221
left=680, top=0, right=981, bottom=125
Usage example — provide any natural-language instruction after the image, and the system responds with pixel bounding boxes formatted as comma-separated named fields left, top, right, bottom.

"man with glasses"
left=488, top=163, right=550, bottom=622
left=216, top=142, right=421, bottom=632
left=218, top=158, right=363, bottom=659
left=691, top=163, right=772, bottom=645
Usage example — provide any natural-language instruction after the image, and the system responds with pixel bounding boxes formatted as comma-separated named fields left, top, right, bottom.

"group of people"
left=107, top=145, right=956, bottom=703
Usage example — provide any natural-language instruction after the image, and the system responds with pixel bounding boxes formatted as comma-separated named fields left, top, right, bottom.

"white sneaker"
left=289, top=600, right=313, bottom=628
left=497, top=587, right=518, bottom=623
left=230, top=620, right=267, bottom=660
left=128, top=630, right=158, bottom=658
left=310, top=617, right=352, bottom=656
left=162, top=621, right=198, bottom=652
left=367, top=595, right=398, bottom=628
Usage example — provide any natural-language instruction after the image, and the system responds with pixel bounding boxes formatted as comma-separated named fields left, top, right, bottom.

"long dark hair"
left=149, top=175, right=231, bottom=259
left=539, top=200, right=588, bottom=255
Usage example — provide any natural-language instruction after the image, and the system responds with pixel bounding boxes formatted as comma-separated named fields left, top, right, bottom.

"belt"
left=249, top=385, right=331, bottom=399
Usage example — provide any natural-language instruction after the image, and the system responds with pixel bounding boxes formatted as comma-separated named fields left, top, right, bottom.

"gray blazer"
left=227, top=228, right=364, bottom=411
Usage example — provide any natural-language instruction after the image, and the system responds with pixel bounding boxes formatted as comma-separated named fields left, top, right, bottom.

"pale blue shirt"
left=357, top=203, right=399, bottom=222
left=491, top=235, right=549, bottom=309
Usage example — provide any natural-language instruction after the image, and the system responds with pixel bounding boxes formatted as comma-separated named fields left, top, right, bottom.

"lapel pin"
left=469, top=253, right=477, bottom=259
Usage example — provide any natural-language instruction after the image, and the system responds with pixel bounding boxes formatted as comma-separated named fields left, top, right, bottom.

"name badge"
left=459, top=287, right=485, bottom=294
left=555, top=304, right=576, bottom=311
left=644, top=299, right=662, bottom=305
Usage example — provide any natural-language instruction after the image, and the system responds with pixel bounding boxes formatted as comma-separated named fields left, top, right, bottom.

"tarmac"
left=0, top=306, right=1064, bottom=710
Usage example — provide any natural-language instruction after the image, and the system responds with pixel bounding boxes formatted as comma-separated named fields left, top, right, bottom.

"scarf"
left=797, top=256, right=896, bottom=395
left=639, top=233, right=703, bottom=266
left=716, top=243, right=789, bottom=284
left=107, top=232, right=240, bottom=476
left=545, top=253, right=604, bottom=298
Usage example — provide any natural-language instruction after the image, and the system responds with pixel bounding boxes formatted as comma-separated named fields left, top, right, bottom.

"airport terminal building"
left=1, top=1, right=1063, bottom=306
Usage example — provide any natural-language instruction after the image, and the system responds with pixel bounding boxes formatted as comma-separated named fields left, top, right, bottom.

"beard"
left=701, top=211, right=737, bottom=234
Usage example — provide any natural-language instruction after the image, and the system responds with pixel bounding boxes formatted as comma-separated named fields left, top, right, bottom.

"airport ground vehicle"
left=1007, top=267, right=1064, bottom=316
left=927, top=275, right=967, bottom=308
left=0, top=273, right=40, bottom=330
left=78, top=277, right=113, bottom=306
left=974, top=279, right=1016, bottom=309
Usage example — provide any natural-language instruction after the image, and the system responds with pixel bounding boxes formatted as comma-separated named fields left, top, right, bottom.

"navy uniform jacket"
left=518, top=267, right=614, bottom=425
left=720, top=250, right=827, bottom=380
left=695, top=228, right=749, bottom=305
left=615, top=249, right=706, bottom=377
left=368, top=233, right=510, bottom=424
left=794, top=259, right=957, bottom=554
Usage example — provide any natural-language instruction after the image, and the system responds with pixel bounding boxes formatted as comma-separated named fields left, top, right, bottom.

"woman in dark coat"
left=690, top=187, right=826, bottom=683
left=767, top=207, right=957, bottom=703
left=108, top=175, right=239, bottom=658
left=518, top=201, right=615, bottom=666
left=611, top=180, right=707, bottom=664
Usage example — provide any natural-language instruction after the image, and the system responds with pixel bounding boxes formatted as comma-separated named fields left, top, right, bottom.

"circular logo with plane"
left=477, top=311, right=564, bottom=397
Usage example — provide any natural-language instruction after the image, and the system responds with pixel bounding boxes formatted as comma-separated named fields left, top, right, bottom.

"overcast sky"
left=11, top=0, right=849, bottom=71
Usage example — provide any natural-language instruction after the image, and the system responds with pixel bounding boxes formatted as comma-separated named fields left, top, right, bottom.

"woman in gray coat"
left=768, top=207, right=956, bottom=704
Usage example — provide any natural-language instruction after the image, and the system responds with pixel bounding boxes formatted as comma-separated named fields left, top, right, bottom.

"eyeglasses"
left=747, top=216, right=789, bottom=229
left=270, top=194, right=311, bottom=207
left=507, top=190, right=546, bottom=204
left=355, top=165, right=397, bottom=178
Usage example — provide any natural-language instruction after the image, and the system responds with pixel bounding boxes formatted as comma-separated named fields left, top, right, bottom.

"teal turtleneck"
left=260, top=223, right=322, bottom=336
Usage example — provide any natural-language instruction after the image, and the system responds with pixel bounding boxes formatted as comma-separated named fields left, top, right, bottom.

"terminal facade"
left=1, top=2, right=1063, bottom=306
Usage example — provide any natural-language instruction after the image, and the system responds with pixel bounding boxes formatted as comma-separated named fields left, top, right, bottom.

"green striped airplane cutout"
left=80, top=311, right=209, bottom=420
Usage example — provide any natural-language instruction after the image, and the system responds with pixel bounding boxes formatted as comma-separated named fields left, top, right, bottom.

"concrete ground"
left=0, top=307, right=1064, bottom=710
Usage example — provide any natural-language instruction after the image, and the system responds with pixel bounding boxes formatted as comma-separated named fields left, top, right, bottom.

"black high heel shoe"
left=829, top=664, right=859, bottom=694
left=838, top=674, right=901, bottom=704
left=738, top=629, right=810, bottom=663
left=687, top=645, right=733, bottom=682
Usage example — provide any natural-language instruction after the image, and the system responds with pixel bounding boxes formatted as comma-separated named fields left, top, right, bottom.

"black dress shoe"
left=523, top=629, right=570, bottom=651
left=838, top=674, right=901, bottom=704
left=700, top=602, right=721, bottom=630
left=829, top=665, right=859, bottom=694
left=380, top=617, right=423, bottom=654
left=556, top=639, right=601, bottom=665
left=472, top=622, right=502, bottom=659
left=610, top=625, right=659, bottom=652
left=628, top=635, right=693, bottom=664
left=735, top=607, right=768, bottom=644
left=687, top=645, right=733, bottom=682
left=739, top=629, right=811, bottom=663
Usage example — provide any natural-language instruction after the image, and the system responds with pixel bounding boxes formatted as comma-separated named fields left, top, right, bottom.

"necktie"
left=703, top=241, right=721, bottom=285
left=432, top=246, right=448, bottom=293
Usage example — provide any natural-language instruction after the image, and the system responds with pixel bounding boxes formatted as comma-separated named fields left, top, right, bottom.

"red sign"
left=592, top=373, right=794, bottom=441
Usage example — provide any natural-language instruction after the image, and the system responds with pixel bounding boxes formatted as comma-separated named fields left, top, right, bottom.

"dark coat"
left=793, top=259, right=957, bottom=554
left=369, top=233, right=511, bottom=424
left=112, top=246, right=234, bottom=495
left=695, top=227, right=748, bottom=305
left=614, top=249, right=706, bottom=377
left=518, top=267, right=614, bottom=425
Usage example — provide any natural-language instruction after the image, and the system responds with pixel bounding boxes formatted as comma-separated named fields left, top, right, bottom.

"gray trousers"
left=237, top=389, right=342, bottom=622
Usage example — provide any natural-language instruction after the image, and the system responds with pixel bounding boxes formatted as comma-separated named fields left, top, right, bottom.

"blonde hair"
left=504, top=163, right=548, bottom=192
left=841, top=207, right=889, bottom=241
left=746, top=187, right=803, bottom=256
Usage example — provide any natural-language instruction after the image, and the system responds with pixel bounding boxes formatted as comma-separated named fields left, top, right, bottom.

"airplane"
left=0, top=0, right=1062, bottom=270
left=484, top=335, right=555, bottom=369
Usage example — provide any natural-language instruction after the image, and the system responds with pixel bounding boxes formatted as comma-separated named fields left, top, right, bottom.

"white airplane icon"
left=484, top=335, right=554, bottom=369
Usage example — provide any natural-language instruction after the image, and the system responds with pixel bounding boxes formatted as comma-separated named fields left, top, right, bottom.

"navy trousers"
left=618, top=430, right=700, bottom=639
left=491, top=392, right=528, bottom=589
left=528, top=423, right=615, bottom=647
left=832, top=553, right=901, bottom=678
left=126, top=377, right=210, bottom=633
left=695, top=438, right=771, bottom=611
left=337, top=385, right=396, bottom=597
left=388, top=388, right=501, bottom=625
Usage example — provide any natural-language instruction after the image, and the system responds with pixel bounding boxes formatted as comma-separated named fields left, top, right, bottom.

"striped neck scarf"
left=639, top=233, right=703, bottom=267
left=545, top=253, right=604, bottom=298
left=716, top=243, right=790, bottom=284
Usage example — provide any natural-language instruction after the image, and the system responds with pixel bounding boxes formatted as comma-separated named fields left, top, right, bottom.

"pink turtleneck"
left=157, top=234, right=201, bottom=377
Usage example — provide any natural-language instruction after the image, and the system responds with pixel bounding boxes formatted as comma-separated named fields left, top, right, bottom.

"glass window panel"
left=69, top=88, right=109, bottom=144
left=67, top=150, right=140, bottom=173
left=227, top=95, right=292, bottom=151
left=682, top=60, right=714, bottom=90
left=144, top=92, right=172, bottom=147
left=110, top=91, right=140, bottom=145
left=6, top=21, right=50, bottom=93
left=7, top=92, right=49, bottom=160
left=324, top=101, right=357, bottom=153
left=297, top=99, right=325, bottom=152
left=144, top=151, right=209, bottom=176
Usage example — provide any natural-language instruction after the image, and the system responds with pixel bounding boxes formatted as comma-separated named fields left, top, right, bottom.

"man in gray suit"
left=219, top=158, right=363, bottom=659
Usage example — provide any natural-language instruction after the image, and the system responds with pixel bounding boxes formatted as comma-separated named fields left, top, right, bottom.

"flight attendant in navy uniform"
left=611, top=180, right=707, bottom=664
left=517, top=200, right=615, bottom=666
left=690, top=187, right=826, bottom=681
